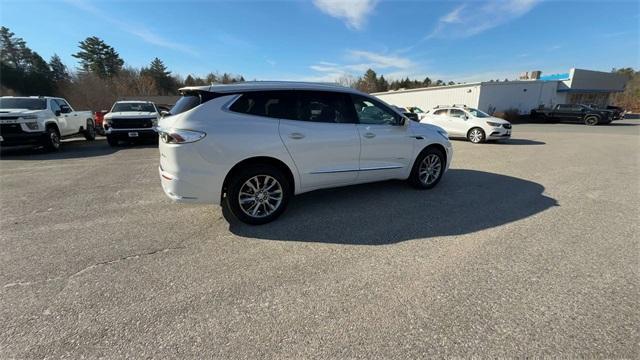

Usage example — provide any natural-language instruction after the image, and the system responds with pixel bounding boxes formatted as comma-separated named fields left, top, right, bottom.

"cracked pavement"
left=1, top=121, right=639, bottom=358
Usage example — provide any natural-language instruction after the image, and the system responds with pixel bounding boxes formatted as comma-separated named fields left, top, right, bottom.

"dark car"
left=531, top=104, right=612, bottom=125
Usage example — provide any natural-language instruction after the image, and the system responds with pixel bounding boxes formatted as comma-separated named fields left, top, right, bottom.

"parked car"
left=391, top=105, right=420, bottom=122
left=94, top=110, right=108, bottom=135
left=421, top=105, right=511, bottom=144
left=407, top=106, right=427, bottom=121
left=158, top=82, right=453, bottom=224
left=103, top=101, right=160, bottom=146
left=530, top=104, right=612, bottom=125
left=0, top=96, right=96, bottom=151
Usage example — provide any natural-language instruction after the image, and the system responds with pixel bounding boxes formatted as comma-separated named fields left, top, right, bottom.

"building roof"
left=179, top=81, right=365, bottom=95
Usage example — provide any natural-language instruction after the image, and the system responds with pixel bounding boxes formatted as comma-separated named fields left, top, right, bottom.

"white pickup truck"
left=0, top=96, right=96, bottom=151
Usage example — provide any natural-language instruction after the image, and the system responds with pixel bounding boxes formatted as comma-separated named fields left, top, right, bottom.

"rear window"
left=0, top=98, right=46, bottom=110
left=169, top=91, right=220, bottom=116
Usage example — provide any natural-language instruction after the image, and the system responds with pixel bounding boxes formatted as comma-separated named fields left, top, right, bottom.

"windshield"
left=466, top=108, right=490, bottom=118
left=111, top=102, right=156, bottom=112
left=0, top=98, right=47, bottom=110
left=410, top=107, right=424, bottom=113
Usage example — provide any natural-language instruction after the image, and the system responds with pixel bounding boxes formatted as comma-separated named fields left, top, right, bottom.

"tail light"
left=157, top=127, right=206, bottom=144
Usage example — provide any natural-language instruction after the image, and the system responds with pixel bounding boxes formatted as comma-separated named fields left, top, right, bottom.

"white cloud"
left=306, top=49, right=418, bottom=82
left=313, top=0, right=378, bottom=30
left=429, top=0, right=541, bottom=39
left=65, top=0, right=198, bottom=56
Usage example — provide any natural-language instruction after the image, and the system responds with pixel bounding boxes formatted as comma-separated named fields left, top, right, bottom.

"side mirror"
left=55, top=110, right=61, bottom=116
left=160, top=110, right=171, bottom=118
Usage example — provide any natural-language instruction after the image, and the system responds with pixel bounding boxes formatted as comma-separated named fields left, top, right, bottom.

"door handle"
left=288, top=132, right=305, bottom=140
left=363, top=132, right=376, bottom=139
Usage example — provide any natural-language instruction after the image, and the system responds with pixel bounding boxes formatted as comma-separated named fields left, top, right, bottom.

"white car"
left=158, top=82, right=453, bottom=224
left=103, top=101, right=160, bottom=146
left=421, top=106, right=512, bottom=143
left=0, top=96, right=96, bottom=151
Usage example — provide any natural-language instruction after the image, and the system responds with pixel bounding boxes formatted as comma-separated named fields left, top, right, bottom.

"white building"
left=372, top=68, right=628, bottom=114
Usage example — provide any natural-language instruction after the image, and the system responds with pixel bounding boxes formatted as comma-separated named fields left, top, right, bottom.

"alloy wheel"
left=418, top=154, right=442, bottom=185
left=238, top=175, right=284, bottom=218
left=50, top=130, right=60, bottom=149
left=469, top=129, right=483, bottom=143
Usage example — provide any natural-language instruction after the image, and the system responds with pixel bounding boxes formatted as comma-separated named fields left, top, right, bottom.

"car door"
left=554, top=105, right=577, bottom=121
left=351, top=94, right=414, bottom=182
left=428, top=108, right=451, bottom=130
left=55, top=99, right=78, bottom=135
left=276, top=90, right=360, bottom=190
left=448, top=109, right=471, bottom=136
left=49, top=99, right=69, bottom=134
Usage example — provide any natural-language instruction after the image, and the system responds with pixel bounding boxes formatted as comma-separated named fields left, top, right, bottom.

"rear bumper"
left=159, top=165, right=217, bottom=204
left=0, top=131, right=47, bottom=147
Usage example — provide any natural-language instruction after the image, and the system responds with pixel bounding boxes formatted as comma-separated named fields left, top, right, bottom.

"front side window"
left=229, top=91, right=298, bottom=120
left=352, top=95, right=399, bottom=125
left=466, top=108, right=489, bottom=118
left=55, top=99, right=71, bottom=113
left=112, top=102, right=157, bottom=113
left=298, top=91, right=355, bottom=123
left=449, top=109, right=467, bottom=118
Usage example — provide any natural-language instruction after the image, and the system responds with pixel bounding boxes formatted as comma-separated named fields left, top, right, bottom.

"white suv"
left=422, top=106, right=512, bottom=143
left=158, top=82, right=453, bottom=224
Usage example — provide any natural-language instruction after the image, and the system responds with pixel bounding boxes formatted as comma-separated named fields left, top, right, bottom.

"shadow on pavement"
left=0, top=138, right=157, bottom=160
left=228, top=169, right=557, bottom=245
left=491, top=138, right=545, bottom=145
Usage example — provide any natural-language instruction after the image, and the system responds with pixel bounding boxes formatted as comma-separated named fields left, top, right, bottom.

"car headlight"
left=21, top=115, right=38, bottom=120
left=158, top=128, right=206, bottom=144
left=486, top=121, right=502, bottom=127
left=24, top=122, right=39, bottom=130
left=437, top=129, right=449, bottom=140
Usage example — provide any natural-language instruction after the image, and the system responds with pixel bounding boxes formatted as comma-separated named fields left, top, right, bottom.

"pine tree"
left=72, top=36, right=124, bottom=78
left=141, top=57, right=174, bottom=94
left=49, top=54, right=70, bottom=83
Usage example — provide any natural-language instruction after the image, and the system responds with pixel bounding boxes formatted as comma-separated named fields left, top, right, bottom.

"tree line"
left=0, top=26, right=245, bottom=110
left=348, top=69, right=456, bottom=93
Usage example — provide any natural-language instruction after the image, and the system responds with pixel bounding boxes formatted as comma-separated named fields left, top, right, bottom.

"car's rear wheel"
left=43, top=126, right=60, bottom=152
left=225, top=165, right=290, bottom=225
left=584, top=115, right=599, bottom=126
left=409, top=147, right=445, bottom=189
left=467, top=127, right=485, bottom=143
left=84, top=120, right=96, bottom=140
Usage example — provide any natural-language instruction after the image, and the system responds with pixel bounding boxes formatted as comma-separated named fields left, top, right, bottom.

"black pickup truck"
left=531, top=104, right=613, bottom=125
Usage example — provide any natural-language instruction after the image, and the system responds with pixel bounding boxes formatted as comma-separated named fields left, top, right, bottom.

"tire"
left=84, top=120, right=96, bottom=140
left=224, top=165, right=291, bottom=225
left=409, top=147, right=445, bottom=189
left=42, top=125, right=61, bottom=152
left=106, top=135, right=118, bottom=147
left=467, top=127, right=485, bottom=144
left=584, top=115, right=599, bottom=126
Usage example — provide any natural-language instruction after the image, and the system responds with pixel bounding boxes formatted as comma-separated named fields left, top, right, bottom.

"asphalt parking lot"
left=1, top=121, right=638, bottom=358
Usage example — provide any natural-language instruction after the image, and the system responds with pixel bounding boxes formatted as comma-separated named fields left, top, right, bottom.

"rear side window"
left=229, top=91, right=298, bottom=120
left=298, top=91, right=355, bottom=123
left=433, top=109, right=448, bottom=116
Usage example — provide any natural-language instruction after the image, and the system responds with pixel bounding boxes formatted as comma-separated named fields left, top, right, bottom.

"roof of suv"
left=179, top=81, right=365, bottom=95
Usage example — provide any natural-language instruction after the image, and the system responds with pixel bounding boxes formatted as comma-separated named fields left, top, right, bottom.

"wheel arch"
left=221, top=156, right=296, bottom=203
left=44, top=121, right=60, bottom=134
left=412, top=143, right=448, bottom=172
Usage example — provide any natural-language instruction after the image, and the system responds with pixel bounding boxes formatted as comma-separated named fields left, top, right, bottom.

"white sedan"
left=421, top=106, right=512, bottom=143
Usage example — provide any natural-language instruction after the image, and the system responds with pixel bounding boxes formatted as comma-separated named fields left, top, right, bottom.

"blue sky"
left=1, top=0, right=639, bottom=83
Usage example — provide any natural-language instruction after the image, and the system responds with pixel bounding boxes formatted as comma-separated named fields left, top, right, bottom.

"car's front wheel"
left=409, top=147, right=445, bottom=189
left=584, top=115, right=600, bottom=126
left=225, top=165, right=290, bottom=225
left=467, top=127, right=485, bottom=143
left=42, top=126, right=61, bottom=152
